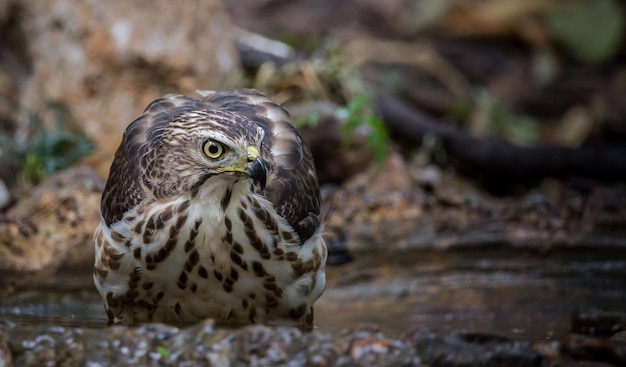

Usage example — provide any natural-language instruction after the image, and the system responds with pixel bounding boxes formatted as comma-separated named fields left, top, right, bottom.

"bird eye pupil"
left=203, top=140, right=225, bottom=159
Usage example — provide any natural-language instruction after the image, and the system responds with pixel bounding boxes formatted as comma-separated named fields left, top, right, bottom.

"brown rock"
left=0, top=166, right=105, bottom=287
left=562, top=333, right=626, bottom=366
left=571, top=308, right=626, bottom=336
left=2, top=0, right=240, bottom=176
left=367, top=151, right=413, bottom=194
left=611, top=331, right=626, bottom=342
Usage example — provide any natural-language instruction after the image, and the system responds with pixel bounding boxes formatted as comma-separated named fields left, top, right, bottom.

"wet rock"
left=0, top=320, right=563, bottom=366
left=611, top=331, right=626, bottom=343
left=338, top=324, right=423, bottom=367
left=572, top=308, right=626, bottom=337
left=531, top=340, right=561, bottom=360
left=2, top=320, right=180, bottom=367
left=1, top=0, right=240, bottom=176
left=407, top=329, right=542, bottom=367
left=0, top=320, right=426, bottom=367
left=562, top=333, right=626, bottom=366
left=0, top=166, right=104, bottom=286
left=162, top=322, right=424, bottom=367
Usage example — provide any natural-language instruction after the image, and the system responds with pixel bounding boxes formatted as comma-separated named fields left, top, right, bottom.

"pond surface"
left=1, top=246, right=625, bottom=340
left=317, top=246, right=626, bottom=340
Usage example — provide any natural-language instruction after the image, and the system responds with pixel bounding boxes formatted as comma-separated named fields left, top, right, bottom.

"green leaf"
left=294, top=109, right=320, bottom=128
left=156, top=346, right=170, bottom=358
left=339, top=93, right=390, bottom=165
left=26, top=130, right=95, bottom=182
left=545, top=0, right=624, bottom=64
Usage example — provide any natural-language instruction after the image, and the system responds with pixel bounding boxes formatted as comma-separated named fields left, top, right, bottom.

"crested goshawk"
left=93, top=89, right=327, bottom=330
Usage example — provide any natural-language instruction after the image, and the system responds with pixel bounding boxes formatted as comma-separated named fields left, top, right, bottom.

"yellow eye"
left=202, top=140, right=226, bottom=159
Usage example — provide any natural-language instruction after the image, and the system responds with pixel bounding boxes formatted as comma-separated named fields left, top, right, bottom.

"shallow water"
left=317, top=246, right=626, bottom=339
left=0, top=289, right=109, bottom=328
left=1, top=246, right=625, bottom=340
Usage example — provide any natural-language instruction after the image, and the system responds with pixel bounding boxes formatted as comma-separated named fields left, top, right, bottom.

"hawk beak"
left=245, top=146, right=267, bottom=190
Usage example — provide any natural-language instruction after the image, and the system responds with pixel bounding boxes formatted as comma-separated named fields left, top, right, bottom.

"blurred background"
left=0, top=0, right=625, bottom=362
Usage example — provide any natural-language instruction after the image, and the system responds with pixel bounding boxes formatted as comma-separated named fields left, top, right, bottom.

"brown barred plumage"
left=94, top=89, right=326, bottom=330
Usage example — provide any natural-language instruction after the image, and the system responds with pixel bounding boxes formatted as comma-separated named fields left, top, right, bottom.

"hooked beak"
left=244, top=146, right=267, bottom=190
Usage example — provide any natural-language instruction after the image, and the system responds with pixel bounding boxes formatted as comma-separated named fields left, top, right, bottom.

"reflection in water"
left=1, top=247, right=625, bottom=340
left=0, top=290, right=109, bottom=328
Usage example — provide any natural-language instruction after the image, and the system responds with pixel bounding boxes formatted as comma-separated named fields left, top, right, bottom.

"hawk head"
left=140, top=108, right=269, bottom=198
left=101, top=89, right=321, bottom=243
